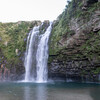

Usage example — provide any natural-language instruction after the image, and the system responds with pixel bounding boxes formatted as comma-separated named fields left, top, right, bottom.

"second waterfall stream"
left=24, top=22, right=52, bottom=83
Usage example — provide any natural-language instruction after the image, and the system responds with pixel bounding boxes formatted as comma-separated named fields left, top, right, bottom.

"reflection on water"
left=0, top=82, right=100, bottom=100
left=36, top=84, right=47, bottom=100
left=24, top=84, right=47, bottom=100
left=24, top=86, right=31, bottom=100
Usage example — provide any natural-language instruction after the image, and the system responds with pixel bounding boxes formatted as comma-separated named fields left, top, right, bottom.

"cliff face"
left=0, top=20, right=50, bottom=80
left=0, top=21, right=41, bottom=80
left=0, top=0, right=100, bottom=82
left=49, top=0, right=100, bottom=81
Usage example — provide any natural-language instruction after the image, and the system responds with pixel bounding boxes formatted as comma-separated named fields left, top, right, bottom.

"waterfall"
left=24, top=22, right=52, bottom=82
left=36, top=22, right=52, bottom=82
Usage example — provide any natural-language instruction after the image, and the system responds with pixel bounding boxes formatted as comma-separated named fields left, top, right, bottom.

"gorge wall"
left=0, top=21, right=41, bottom=80
left=0, top=21, right=50, bottom=80
left=49, top=0, right=100, bottom=81
left=0, top=0, right=100, bottom=82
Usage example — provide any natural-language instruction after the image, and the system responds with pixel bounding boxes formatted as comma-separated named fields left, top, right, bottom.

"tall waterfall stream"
left=24, top=22, right=52, bottom=82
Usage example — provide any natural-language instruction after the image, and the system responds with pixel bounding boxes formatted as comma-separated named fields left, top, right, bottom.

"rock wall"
left=0, top=21, right=41, bottom=80
left=0, top=64, right=10, bottom=81
left=0, top=0, right=100, bottom=82
left=49, top=0, right=100, bottom=82
left=0, top=20, right=51, bottom=80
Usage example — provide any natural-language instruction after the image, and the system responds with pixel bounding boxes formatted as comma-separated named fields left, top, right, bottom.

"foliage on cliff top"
left=50, top=0, right=100, bottom=55
left=0, top=21, right=41, bottom=67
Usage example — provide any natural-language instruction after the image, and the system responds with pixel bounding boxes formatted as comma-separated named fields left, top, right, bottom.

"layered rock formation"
left=49, top=0, right=100, bottom=82
left=0, top=64, right=10, bottom=81
left=0, top=0, right=100, bottom=82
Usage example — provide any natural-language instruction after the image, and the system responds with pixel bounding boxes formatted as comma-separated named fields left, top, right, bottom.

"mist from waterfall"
left=24, top=22, right=52, bottom=82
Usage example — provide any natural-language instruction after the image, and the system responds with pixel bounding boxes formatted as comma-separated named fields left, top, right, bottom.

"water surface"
left=0, top=82, right=100, bottom=100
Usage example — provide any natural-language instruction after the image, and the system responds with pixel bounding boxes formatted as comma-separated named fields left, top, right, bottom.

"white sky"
left=0, top=0, right=67, bottom=22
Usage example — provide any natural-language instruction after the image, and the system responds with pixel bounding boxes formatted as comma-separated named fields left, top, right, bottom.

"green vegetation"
left=80, top=31, right=100, bottom=61
left=50, top=0, right=100, bottom=55
left=49, top=0, right=100, bottom=76
left=0, top=0, right=100, bottom=78
left=0, top=21, right=41, bottom=68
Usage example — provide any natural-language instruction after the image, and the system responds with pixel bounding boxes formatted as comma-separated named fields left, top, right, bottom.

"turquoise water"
left=0, top=82, right=100, bottom=100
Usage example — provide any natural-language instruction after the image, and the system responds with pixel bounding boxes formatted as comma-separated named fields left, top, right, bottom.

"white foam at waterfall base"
left=24, top=22, right=52, bottom=83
